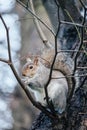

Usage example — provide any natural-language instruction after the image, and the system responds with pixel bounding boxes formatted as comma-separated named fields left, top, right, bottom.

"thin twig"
left=75, top=75, right=87, bottom=95
left=44, top=0, right=61, bottom=114
left=60, top=20, right=87, bottom=28
left=16, top=0, right=55, bottom=36
left=0, top=15, right=12, bottom=61
left=77, top=67, right=87, bottom=69
left=74, top=0, right=86, bottom=73
left=79, top=76, right=87, bottom=88
left=64, top=9, right=81, bottom=42
left=29, top=0, right=51, bottom=47
left=0, top=58, right=10, bottom=64
left=79, top=0, right=86, bottom=9
left=52, top=73, right=87, bottom=79
left=0, top=13, right=57, bottom=119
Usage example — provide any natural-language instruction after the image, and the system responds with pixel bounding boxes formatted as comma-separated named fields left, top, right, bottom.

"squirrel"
left=22, top=47, right=78, bottom=114
left=22, top=56, right=68, bottom=114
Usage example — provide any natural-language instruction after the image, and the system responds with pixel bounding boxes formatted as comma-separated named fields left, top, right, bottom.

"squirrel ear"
left=26, top=57, right=32, bottom=62
left=34, top=57, right=38, bottom=65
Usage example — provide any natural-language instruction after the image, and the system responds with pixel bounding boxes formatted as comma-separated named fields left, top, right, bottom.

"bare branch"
left=58, top=0, right=82, bottom=22
left=73, top=0, right=87, bottom=73
left=0, top=13, right=58, bottom=119
left=0, top=15, right=12, bottom=61
left=29, top=0, right=51, bottom=48
left=79, top=0, right=86, bottom=9
left=52, top=73, right=87, bottom=79
left=44, top=0, right=61, bottom=113
left=0, top=58, right=10, bottom=64
left=60, top=20, right=87, bottom=28
left=77, top=67, right=87, bottom=69
left=16, top=0, right=55, bottom=36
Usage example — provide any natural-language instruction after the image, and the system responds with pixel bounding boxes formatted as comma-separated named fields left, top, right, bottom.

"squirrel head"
left=22, top=56, right=50, bottom=93
left=22, top=57, right=39, bottom=78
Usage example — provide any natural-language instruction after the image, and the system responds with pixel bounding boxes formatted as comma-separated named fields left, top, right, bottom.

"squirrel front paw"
left=21, top=78, right=29, bottom=84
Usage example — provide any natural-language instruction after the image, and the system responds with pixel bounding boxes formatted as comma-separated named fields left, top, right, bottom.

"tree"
left=0, top=0, right=87, bottom=129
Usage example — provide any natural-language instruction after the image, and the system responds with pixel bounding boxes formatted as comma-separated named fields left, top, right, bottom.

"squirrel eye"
left=29, top=66, right=33, bottom=69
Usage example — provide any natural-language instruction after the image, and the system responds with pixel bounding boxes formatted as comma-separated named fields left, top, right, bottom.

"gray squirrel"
left=22, top=48, right=78, bottom=114
left=21, top=0, right=80, bottom=114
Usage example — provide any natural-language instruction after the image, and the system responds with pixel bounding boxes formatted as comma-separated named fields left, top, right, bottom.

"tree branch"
left=0, top=15, right=12, bottom=61
left=58, top=0, right=82, bottom=22
left=0, top=14, right=58, bottom=119
left=16, top=0, right=55, bottom=36
left=29, top=0, right=51, bottom=48
left=44, top=0, right=61, bottom=114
